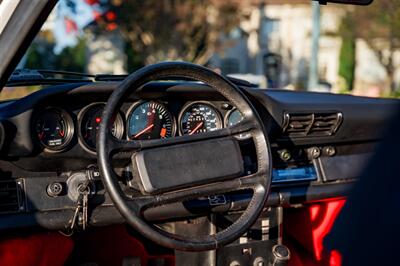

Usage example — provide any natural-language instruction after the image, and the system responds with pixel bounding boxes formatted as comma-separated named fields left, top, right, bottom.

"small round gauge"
left=225, top=109, right=244, bottom=127
left=179, top=102, right=222, bottom=135
left=127, top=101, right=175, bottom=140
left=225, top=108, right=251, bottom=139
left=79, top=103, right=124, bottom=151
left=35, top=108, right=74, bottom=151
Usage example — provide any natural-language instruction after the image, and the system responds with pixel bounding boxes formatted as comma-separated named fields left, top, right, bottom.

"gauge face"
left=225, top=108, right=251, bottom=139
left=79, top=104, right=124, bottom=151
left=226, top=109, right=244, bottom=127
left=35, top=108, right=73, bottom=150
left=127, top=101, right=174, bottom=140
left=180, top=102, right=222, bottom=135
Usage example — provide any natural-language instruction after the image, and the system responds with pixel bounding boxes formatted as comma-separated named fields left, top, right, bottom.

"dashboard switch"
left=47, top=182, right=63, bottom=197
left=278, top=149, right=291, bottom=161
left=323, top=146, right=336, bottom=157
left=308, top=147, right=321, bottom=159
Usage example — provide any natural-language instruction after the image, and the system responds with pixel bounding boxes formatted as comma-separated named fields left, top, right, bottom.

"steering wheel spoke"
left=140, top=127, right=239, bottom=149
left=228, top=117, right=256, bottom=134
left=239, top=171, right=268, bottom=189
left=128, top=170, right=267, bottom=214
left=107, top=137, right=141, bottom=155
left=141, top=179, right=242, bottom=210
left=110, top=125, right=250, bottom=156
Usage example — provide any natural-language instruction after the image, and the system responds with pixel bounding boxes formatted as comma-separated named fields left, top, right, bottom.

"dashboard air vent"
left=0, top=180, right=24, bottom=214
left=282, top=112, right=342, bottom=138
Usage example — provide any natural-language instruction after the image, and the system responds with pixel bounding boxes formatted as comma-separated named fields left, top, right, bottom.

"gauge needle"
left=132, top=124, right=154, bottom=139
left=189, top=122, right=203, bottom=135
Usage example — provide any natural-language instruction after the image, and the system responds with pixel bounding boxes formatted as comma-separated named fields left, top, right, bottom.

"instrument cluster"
left=33, top=100, right=247, bottom=153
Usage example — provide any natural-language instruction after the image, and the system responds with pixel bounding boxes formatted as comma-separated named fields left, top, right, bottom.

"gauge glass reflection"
left=225, top=108, right=251, bottom=139
left=226, top=109, right=243, bottom=127
left=80, top=104, right=123, bottom=151
left=180, top=103, right=222, bottom=135
left=127, top=101, right=174, bottom=140
left=35, top=108, right=73, bottom=150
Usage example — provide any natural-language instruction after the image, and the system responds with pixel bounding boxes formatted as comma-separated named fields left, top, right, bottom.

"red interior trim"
left=285, top=199, right=346, bottom=266
left=0, top=232, right=74, bottom=266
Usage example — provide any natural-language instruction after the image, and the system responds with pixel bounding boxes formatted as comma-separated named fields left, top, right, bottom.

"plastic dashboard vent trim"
left=0, top=179, right=24, bottom=214
left=282, top=112, right=343, bottom=138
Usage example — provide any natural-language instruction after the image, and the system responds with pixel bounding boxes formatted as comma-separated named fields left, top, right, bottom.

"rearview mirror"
left=316, top=0, right=373, bottom=5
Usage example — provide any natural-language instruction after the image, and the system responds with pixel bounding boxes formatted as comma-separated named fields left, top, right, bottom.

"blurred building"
left=209, top=0, right=345, bottom=90
left=86, top=30, right=127, bottom=75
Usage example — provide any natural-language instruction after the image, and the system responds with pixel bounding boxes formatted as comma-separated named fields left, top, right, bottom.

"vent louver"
left=282, top=112, right=342, bottom=137
left=0, top=180, right=24, bottom=214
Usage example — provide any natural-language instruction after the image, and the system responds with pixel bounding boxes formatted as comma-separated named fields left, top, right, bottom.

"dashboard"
left=0, top=80, right=399, bottom=231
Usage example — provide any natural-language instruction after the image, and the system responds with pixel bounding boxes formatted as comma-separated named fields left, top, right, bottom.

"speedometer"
left=179, top=102, right=222, bottom=135
left=127, top=101, right=175, bottom=140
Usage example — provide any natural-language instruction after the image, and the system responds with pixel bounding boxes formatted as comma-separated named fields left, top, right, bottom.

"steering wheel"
left=97, top=62, right=272, bottom=251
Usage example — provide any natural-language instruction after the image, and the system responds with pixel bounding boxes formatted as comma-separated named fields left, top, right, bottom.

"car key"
left=81, top=188, right=89, bottom=230
left=69, top=194, right=82, bottom=231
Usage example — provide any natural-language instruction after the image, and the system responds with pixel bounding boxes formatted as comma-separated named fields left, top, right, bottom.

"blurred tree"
left=338, top=14, right=356, bottom=91
left=91, top=0, right=240, bottom=65
left=26, top=31, right=87, bottom=72
left=352, top=1, right=400, bottom=92
left=55, top=38, right=87, bottom=72
left=26, top=31, right=57, bottom=69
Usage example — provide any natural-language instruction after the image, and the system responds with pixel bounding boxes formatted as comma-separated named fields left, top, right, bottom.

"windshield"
left=3, top=0, right=398, bottom=100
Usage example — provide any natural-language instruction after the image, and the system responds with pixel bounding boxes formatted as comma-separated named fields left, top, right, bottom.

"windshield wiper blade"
left=7, top=69, right=258, bottom=88
left=6, top=69, right=94, bottom=86
left=95, top=74, right=257, bottom=87
left=37, top=69, right=96, bottom=79
left=8, top=69, right=45, bottom=81
left=94, top=74, right=128, bottom=81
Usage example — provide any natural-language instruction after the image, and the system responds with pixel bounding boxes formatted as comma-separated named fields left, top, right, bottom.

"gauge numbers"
left=79, top=103, right=124, bottom=151
left=127, top=101, right=174, bottom=140
left=35, top=108, right=74, bottom=151
left=180, top=102, right=222, bottom=135
left=225, top=108, right=251, bottom=139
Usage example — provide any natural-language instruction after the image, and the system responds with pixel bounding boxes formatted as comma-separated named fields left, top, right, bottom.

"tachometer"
left=35, top=107, right=74, bottom=151
left=127, top=101, right=175, bottom=140
left=79, top=103, right=124, bottom=151
left=179, top=102, right=222, bottom=135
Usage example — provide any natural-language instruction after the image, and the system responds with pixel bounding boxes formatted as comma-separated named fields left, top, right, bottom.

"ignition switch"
left=66, top=172, right=96, bottom=202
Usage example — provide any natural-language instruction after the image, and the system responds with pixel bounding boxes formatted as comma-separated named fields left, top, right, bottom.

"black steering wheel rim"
left=97, top=61, right=272, bottom=251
